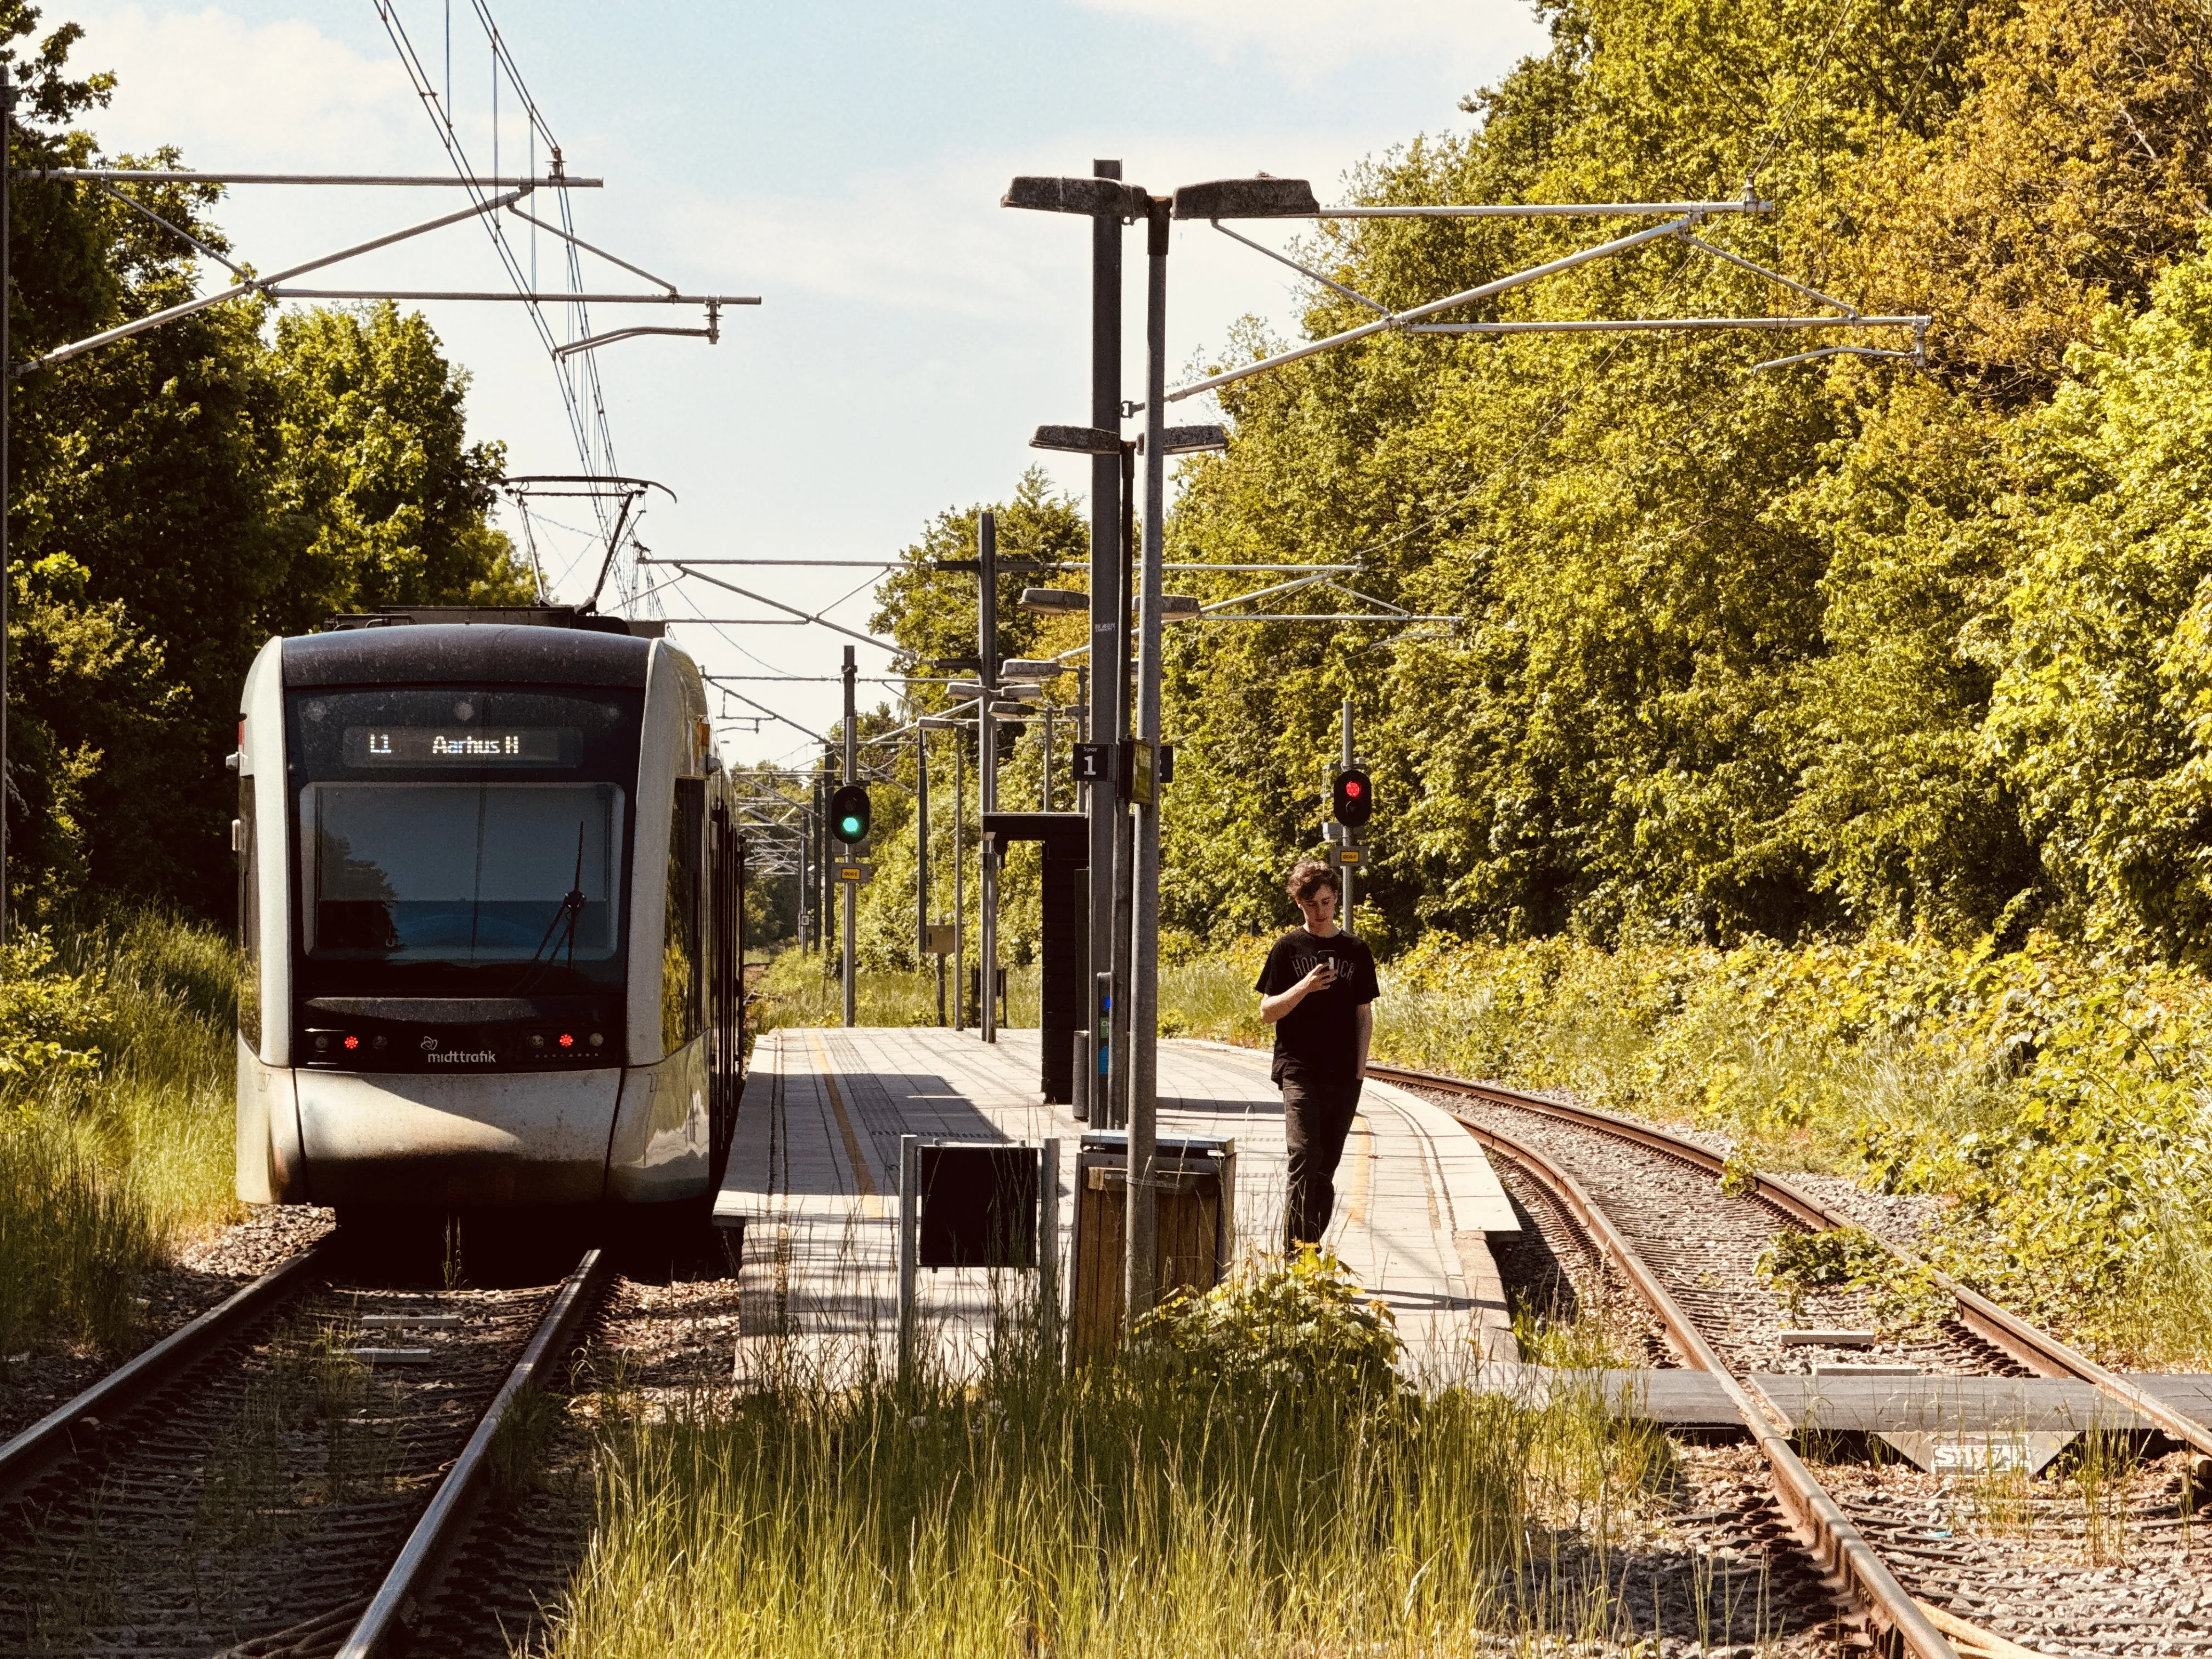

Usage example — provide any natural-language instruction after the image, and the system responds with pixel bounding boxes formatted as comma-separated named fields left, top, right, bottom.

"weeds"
left=486, top=1383, right=565, bottom=1503
left=537, top=1258, right=1718, bottom=1659
left=0, top=912, right=242, bottom=1357
left=2065, top=1426, right=2139, bottom=1566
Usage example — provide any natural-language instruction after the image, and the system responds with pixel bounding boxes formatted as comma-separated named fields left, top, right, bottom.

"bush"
left=0, top=929, right=110, bottom=1088
left=1132, top=1246, right=1402, bottom=1402
left=1367, top=927, right=2212, bottom=1366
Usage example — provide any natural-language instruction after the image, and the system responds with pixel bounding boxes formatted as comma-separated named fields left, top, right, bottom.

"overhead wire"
left=1229, top=1, right=1878, bottom=600
left=374, top=2, right=633, bottom=599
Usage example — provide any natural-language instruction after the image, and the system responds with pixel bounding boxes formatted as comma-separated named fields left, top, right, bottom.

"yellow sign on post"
left=837, top=863, right=874, bottom=884
left=1330, top=845, right=1363, bottom=868
left=1124, top=738, right=1156, bottom=806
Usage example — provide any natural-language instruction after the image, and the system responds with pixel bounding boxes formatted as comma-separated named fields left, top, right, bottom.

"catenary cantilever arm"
left=20, top=184, right=536, bottom=373
left=1159, top=215, right=1696, bottom=405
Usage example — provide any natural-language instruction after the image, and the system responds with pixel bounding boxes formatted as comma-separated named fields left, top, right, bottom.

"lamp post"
left=842, top=645, right=857, bottom=1029
left=1007, top=168, right=1305, bottom=1323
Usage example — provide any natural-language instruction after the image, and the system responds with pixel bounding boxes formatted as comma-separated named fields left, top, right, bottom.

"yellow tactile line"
left=806, top=1029, right=879, bottom=1198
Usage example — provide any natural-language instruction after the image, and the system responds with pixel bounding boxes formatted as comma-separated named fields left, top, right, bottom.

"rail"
left=335, top=1245, right=614, bottom=1659
left=1369, top=1064, right=2212, bottom=1459
left=1447, top=1105, right=1957, bottom=1659
left=0, top=1244, right=324, bottom=1503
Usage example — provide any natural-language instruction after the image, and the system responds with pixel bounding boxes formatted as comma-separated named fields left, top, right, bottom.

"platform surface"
left=717, top=1026, right=1518, bottom=1384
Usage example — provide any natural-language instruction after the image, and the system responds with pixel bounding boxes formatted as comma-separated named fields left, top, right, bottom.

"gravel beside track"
left=1826, top=1463, right=2211, bottom=1656
left=1420, top=1085, right=2023, bottom=1379
left=0, top=1207, right=335, bottom=1445
left=1403, top=1073, right=2212, bottom=1656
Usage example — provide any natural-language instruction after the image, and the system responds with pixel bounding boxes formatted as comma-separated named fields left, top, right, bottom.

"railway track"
left=1371, top=1063, right=2212, bottom=1658
left=0, top=1240, right=613, bottom=1658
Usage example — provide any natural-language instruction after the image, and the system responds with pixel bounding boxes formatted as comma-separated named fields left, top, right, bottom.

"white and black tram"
left=233, top=607, right=744, bottom=1225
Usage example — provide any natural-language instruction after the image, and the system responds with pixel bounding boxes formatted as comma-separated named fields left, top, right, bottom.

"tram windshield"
left=306, top=782, right=623, bottom=963
left=287, top=685, right=642, bottom=995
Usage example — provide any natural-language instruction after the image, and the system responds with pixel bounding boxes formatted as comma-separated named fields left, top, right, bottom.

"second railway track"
left=1373, top=1062, right=2212, bottom=1658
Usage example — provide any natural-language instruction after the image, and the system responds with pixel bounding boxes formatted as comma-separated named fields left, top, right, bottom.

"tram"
left=232, top=607, right=744, bottom=1222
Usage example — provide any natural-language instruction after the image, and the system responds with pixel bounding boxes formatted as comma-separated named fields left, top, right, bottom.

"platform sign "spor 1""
left=343, top=727, right=582, bottom=767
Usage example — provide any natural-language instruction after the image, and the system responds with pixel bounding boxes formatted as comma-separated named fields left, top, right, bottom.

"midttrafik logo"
left=419, top=1037, right=495, bottom=1064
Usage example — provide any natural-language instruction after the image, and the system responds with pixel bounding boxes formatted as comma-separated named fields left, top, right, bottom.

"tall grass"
left=753, top=950, right=1040, bottom=1032
left=541, top=1283, right=1689, bottom=1658
left=0, top=912, right=244, bottom=1358
left=1131, top=937, right=2212, bottom=1368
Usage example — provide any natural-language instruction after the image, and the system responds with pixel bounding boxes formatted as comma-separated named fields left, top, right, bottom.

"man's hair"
left=1286, top=860, right=1341, bottom=903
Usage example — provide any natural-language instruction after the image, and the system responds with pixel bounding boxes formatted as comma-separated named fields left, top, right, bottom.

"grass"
left=537, top=1265, right=1711, bottom=1659
left=753, top=949, right=1041, bottom=1031
left=0, top=911, right=244, bottom=1360
left=1124, top=940, right=2212, bottom=1369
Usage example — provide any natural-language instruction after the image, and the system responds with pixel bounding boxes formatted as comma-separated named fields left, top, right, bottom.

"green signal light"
left=829, top=782, right=872, bottom=846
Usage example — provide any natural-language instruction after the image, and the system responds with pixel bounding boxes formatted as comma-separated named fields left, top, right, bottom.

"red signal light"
left=1331, top=767, right=1374, bottom=828
left=558, top=1032, right=574, bottom=1048
left=343, top=1034, right=359, bottom=1051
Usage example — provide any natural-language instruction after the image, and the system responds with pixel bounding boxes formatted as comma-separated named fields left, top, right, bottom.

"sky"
left=59, top=0, right=1553, bottom=764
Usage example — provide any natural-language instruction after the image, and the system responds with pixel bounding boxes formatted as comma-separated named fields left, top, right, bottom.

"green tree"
left=265, top=302, right=532, bottom=628
left=0, top=9, right=530, bottom=918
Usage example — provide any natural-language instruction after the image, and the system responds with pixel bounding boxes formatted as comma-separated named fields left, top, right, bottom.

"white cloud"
left=1074, top=0, right=1541, bottom=73
left=68, top=6, right=420, bottom=168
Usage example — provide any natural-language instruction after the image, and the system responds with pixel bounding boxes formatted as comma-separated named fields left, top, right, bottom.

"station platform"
left=715, top=1026, right=1519, bottom=1385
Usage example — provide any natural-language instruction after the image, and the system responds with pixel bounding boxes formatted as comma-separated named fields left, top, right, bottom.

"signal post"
left=832, top=646, right=873, bottom=1027
left=1328, top=699, right=1373, bottom=930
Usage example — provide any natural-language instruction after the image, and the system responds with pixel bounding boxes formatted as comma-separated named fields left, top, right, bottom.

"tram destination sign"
left=343, top=726, right=582, bottom=767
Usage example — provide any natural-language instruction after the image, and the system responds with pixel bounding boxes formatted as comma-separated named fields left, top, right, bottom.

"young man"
left=1254, top=859, right=1379, bottom=1249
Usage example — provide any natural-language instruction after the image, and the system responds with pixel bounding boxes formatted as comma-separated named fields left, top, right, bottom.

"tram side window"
left=662, top=778, right=705, bottom=1053
left=237, top=782, right=261, bottom=1057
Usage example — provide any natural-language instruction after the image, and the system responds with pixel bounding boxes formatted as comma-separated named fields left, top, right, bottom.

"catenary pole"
left=795, top=791, right=809, bottom=953
left=1088, top=160, right=1123, bottom=1126
left=953, top=730, right=967, bottom=1029
left=979, top=511, right=999, bottom=1043
left=916, top=724, right=930, bottom=996
left=1127, top=195, right=1170, bottom=1324
left=842, top=646, right=857, bottom=1028
left=1041, top=704, right=1054, bottom=812
left=1341, top=699, right=1355, bottom=930
left=1109, top=442, right=1136, bottom=1129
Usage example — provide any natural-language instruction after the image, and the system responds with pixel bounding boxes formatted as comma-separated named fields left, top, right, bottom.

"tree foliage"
left=1158, top=0, right=2212, bottom=961
left=0, top=6, right=530, bottom=919
left=860, top=0, right=2212, bottom=973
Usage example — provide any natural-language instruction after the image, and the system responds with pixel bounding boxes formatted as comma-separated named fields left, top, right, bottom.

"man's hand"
left=1260, top=956, right=1339, bottom=1024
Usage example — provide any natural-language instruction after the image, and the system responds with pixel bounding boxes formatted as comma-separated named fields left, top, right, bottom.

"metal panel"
left=295, top=1068, right=620, bottom=1207
left=605, top=1038, right=712, bottom=1203
left=281, top=622, right=651, bottom=690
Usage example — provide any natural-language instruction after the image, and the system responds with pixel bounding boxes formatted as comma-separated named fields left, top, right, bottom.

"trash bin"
left=1070, top=1131, right=1235, bottom=1361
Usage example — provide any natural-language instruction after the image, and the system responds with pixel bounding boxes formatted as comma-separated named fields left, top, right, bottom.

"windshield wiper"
left=511, top=822, right=590, bottom=994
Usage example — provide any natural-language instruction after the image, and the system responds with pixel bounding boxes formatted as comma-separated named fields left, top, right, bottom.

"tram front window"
left=307, top=782, right=624, bottom=963
left=287, top=684, right=642, bottom=997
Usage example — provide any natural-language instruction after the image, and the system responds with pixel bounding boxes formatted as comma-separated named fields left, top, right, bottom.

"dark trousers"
left=1281, top=1070, right=1363, bottom=1249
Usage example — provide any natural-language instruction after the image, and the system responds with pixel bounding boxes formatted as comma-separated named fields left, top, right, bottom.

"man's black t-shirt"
left=1254, top=928, right=1379, bottom=1084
